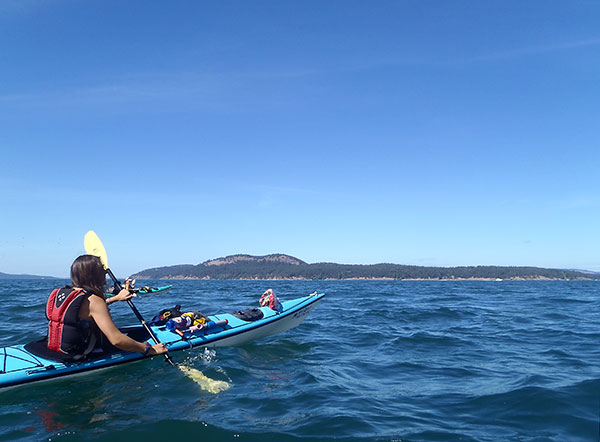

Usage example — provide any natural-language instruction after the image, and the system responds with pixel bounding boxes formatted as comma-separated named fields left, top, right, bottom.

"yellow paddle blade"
left=84, top=230, right=109, bottom=269
left=177, top=364, right=230, bottom=394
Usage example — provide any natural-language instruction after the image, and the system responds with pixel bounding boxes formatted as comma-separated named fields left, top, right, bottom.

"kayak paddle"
left=84, top=230, right=175, bottom=366
left=83, top=230, right=229, bottom=393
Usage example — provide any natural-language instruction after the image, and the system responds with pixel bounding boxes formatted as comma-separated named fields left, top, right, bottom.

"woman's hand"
left=112, top=288, right=135, bottom=303
left=106, top=288, right=134, bottom=305
left=148, top=343, right=168, bottom=355
left=107, top=279, right=136, bottom=305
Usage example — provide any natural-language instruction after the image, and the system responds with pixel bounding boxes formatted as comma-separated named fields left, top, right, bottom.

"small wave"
left=390, top=331, right=469, bottom=347
left=538, top=348, right=589, bottom=367
left=401, top=429, right=479, bottom=442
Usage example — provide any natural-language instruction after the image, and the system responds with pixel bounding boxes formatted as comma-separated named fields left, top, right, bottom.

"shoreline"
left=135, top=275, right=598, bottom=282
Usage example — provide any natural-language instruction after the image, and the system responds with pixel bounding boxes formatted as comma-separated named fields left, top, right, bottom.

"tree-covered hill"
left=0, top=272, right=57, bottom=279
left=131, top=254, right=600, bottom=281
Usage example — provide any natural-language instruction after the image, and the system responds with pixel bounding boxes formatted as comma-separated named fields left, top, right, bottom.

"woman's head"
left=70, top=254, right=106, bottom=297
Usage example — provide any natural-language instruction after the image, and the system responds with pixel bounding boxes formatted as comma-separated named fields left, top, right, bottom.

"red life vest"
left=46, top=288, right=95, bottom=358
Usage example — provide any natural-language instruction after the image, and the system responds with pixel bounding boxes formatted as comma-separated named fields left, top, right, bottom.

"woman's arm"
left=88, top=295, right=167, bottom=355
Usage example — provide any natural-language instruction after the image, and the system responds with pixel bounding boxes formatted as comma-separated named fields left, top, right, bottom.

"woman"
left=46, top=254, right=168, bottom=360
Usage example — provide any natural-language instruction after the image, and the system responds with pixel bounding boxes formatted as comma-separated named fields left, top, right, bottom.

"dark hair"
left=70, top=255, right=107, bottom=298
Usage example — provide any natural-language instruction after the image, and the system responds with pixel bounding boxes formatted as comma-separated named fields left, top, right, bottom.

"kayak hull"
left=0, top=293, right=324, bottom=390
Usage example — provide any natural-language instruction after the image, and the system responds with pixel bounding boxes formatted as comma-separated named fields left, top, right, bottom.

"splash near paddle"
left=177, top=365, right=230, bottom=394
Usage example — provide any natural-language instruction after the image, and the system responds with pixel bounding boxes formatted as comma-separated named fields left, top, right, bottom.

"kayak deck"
left=0, top=293, right=324, bottom=390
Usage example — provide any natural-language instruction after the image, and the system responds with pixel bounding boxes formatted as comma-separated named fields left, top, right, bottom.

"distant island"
left=0, top=271, right=56, bottom=280
left=131, top=254, right=600, bottom=281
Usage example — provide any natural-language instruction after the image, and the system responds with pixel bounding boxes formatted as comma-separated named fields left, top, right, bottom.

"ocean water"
left=0, top=279, right=598, bottom=442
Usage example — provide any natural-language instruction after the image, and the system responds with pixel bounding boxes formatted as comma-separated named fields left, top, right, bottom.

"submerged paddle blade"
left=177, top=365, right=230, bottom=394
left=84, top=230, right=109, bottom=269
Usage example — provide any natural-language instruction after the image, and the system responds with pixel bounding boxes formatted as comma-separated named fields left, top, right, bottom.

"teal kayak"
left=106, top=285, right=172, bottom=297
left=136, top=285, right=172, bottom=295
left=0, top=293, right=325, bottom=390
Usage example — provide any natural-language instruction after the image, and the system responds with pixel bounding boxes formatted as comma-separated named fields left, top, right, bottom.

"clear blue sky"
left=1, top=0, right=600, bottom=277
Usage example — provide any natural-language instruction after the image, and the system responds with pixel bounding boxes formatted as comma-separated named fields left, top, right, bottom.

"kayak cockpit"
left=23, top=326, right=150, bottom=363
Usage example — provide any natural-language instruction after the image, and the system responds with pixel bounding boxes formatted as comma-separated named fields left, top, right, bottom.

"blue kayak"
left=0, top=293, right=325, bottom=390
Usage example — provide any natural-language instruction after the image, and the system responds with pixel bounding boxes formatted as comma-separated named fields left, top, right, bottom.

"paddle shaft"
left=107, top=268, right=175, bottom=366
